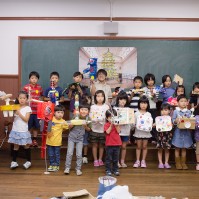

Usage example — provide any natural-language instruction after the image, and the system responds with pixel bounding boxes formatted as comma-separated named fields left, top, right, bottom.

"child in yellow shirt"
left=46, top=105, right=68, bottom=172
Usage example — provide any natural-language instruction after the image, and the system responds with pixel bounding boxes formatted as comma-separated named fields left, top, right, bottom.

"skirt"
left=8, top=130, right=32, bottom=146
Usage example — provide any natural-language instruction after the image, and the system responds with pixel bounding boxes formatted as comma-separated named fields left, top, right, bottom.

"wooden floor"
left=0, top=148, right=199, bottom=199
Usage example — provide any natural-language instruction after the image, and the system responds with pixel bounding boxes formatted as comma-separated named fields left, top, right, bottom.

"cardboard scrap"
left=63, top=189, right=95, bottom=199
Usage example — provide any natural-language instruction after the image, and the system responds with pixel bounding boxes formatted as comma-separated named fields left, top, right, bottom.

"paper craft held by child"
left=173, top=74, right=183, bottom=85
left=155, top=116, right=172, bottom=132
left=136, top=114, right=153, bottom=131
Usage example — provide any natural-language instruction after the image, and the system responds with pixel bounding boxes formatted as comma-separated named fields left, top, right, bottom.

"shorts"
left=83, top=131, right=89, bottom=146
left=134, top=137, right=149, bottom=141
left=28, top=114, right=40, bottom=130
left=120, top=136, right=129, bottom=142
left=88, top=131, right=105, bottom=144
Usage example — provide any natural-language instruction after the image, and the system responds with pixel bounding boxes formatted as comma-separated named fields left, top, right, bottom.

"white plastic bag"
left=102, top=185, right=133, bottom=199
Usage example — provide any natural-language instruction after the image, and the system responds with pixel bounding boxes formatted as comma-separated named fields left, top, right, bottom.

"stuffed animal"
left=83, top=58, right=98, bottom=79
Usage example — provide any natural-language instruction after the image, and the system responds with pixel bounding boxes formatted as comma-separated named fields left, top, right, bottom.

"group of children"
left=5, top=69, right=199, bottom=177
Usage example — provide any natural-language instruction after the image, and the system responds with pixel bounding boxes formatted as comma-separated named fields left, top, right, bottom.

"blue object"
left=83, top=58, right=98, bottom=79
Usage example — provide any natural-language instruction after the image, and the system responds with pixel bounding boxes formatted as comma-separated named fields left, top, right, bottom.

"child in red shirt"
left=104, top=109, right=122, bottom=176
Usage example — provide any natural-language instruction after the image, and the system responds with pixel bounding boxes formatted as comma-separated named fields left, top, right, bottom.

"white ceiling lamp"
left=104, top=0, right=118, bottom=35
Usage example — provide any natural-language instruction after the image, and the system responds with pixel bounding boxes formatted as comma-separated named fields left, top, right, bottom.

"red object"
left=37, top=101, right=55, bottom=158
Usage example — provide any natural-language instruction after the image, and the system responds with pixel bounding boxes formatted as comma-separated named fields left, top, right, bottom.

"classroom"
left=0, top=0, right=199, bottom=198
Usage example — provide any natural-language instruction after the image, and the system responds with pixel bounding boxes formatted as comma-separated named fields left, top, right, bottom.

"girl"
left=156, top=104, right=173, bottom=169
left=114, top=92, right=131, bottom=168
left=133, top=96, right=152, bottom=168
left=8, top=91, right=32, bottom=169
left=143, top=73, right=159, bottom=143
left=104, top=109, right=122, bottom=176
left=189, top=82, right=199, bottom=170
left=159, top=75, right=175, bottom=104
left=89, top=90, right=109, bottom=167
left=172, top=95, right=193, bottom=170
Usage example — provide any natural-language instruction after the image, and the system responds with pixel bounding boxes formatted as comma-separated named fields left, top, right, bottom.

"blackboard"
left=21, top=38, right=199, bottom=94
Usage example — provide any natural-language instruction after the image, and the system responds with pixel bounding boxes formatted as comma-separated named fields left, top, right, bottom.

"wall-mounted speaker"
left=104, top=22, right=118, bottom=35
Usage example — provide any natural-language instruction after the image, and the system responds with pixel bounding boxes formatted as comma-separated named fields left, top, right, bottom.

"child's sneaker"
left=113, top=171, right=120, bottom=176
left=196, top=164, right=199, bottom=171
left=10, top=161, right=19, bottom=169
left=48, top=165, right=54, bottom=172
left=158, top=163, right=164, bottom=169
left=118, top=162, right=121, bottom=168
left=76, top=169, right=82, bottom=176
left=53, top=166, right=59, bottom=171
left=64, top=168, right=70, bottom=174
left=82, top=157, right=88, bottom=164
left=164, top=163, right=171, bottom=169
left=23, top=161, right=31, bottom=169
left=94, top=160, right=99, bottom=167
left=133, top=160, right=140, bottom=168
left=106, top=171, right=112, bottom=176
left=121, top=163, right=127, bottom=168
left=141, top=160, right=147, bottom=168
left=98, top=160, right=104, bottom=166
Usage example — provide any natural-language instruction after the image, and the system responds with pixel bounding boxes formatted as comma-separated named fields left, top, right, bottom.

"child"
left=159, top=75, right=175, bottom=104
left=111, top=86, right=120, bottom=107
left=23, top=71, right=43, bottom=147
left=133, top=96, right=152, bottom=168
left=8, top=91, right=32, bottom=169
left=143, top=73, right=159, bottom=143
left=46, top=105, right=68, bottom=172
left=104, top=109, right=122, bottom=176
left=81, top=93, right=92, bottom=164
left=127, top=76, right=144, bottom=112
left=64, top=103, right=91, bottom=175
left=89, top=90, right=109, bottom=167
left=90, top=69, right=112, bottom=105
left=172, top=95, right=193, bottom=170
left=63, top=72, right=87, bottom=118
left=189, top=82, right=199, bottom=170
left=156, top=104, right=173, bottom=169
left=44, top=71, right=64, bottom=105
left=114, top=92, right=131, bottom=168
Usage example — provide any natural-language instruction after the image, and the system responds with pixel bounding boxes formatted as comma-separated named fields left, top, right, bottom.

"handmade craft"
left=167, top=96, right=178, bottom=106
left=136, top=114, right=153, bottom=131
left=196, top=115, right=199, bottom=130
left=113, top=107, right=135, bottom=125
left=155, top=116, right=172, bottom=132
left=177, top=117, right=196, bottom=130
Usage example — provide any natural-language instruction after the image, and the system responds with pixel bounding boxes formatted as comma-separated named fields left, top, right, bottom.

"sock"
left=12, top=150, right=18, bottom=162
left=121, top=160, right=124, bottom=164
left=25, top=148, right=31, bottom=162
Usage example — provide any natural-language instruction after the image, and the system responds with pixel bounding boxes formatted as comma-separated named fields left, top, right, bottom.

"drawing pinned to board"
left=79, top=47, right=137, bottom=89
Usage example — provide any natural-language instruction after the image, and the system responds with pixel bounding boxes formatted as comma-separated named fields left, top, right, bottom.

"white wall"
left=0, top=0, right=199, bottom=74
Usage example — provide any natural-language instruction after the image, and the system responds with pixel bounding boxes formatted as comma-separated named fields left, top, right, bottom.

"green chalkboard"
left=21, top=38, right=199, bottom=94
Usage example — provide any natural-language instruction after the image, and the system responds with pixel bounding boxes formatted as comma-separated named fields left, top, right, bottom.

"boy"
left=23, top=71, right=43, bottom=147
left=63, top=72, right=87, bottom=118
left=46, top=105, right=68, bottom=172
left=44, top=71, right=64, bottom=105
left=127, top=76, right=144, bottom=112
left=64, top=103, right=91, bottom=176
left=90, top=69, right=112, bottom=105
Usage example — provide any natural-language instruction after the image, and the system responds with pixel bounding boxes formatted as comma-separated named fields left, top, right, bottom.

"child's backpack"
left=155, top=116, right=172, bottom=132
left=136, top=114, right=153, bottom=132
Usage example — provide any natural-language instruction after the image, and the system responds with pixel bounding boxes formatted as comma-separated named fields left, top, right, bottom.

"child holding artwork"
left=104, top=109, right=122, bottom=176
left=156, top=104, right=173, bottom=169
left=8, top=91, right=32, bottom=169
left=172, top=95, right=193, bottom=170
left=133, top=96, right=153, bottom=168
left=46, top=105, right=68, bottom=172
left=127, top=76, right=144, bottom=112
left=23, top=71, right=43, bottom=147
left=44, top=71, right=64, bottom=105
left=64, top=103, right=91, bottom=175
left=159, top=75, right=175, bottom=105
left=114, top=92, right=131, bottom=168
left=189, top=82, right=199, bottom=170
left=63, top=72, right=87, bottom=118
left=89, top=90, right=109, bottom=167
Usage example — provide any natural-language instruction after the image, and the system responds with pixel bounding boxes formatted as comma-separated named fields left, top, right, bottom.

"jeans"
left=65, top=138, right=83, bottom=170
left=47, top=145, right=60, bottom=166
left=105, top=146, right=120, bottom=173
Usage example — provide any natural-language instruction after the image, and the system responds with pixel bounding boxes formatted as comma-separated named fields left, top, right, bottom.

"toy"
left=48, top=81, right=57, bottom=104
left=131, top=88, right=145, bottom=94
left=0, top=91, right=19, bottom=117
left=168, top=96, right=178, bottom=106
left=83, top=58, right=98, bottom=79
left=177, top=117, right=196, bottom=130
left=74, top=94, right=80, bottom=119
left=155, top=116, right=172, bottom=132
left=32, top=99, right=55, bottom=158
left=136, top=114, right=153, bottom=131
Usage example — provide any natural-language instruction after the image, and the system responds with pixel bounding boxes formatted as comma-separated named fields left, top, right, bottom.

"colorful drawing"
left=136, top=115, right=153, bottom=131
left=155, top=116, right=172, bottom=132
